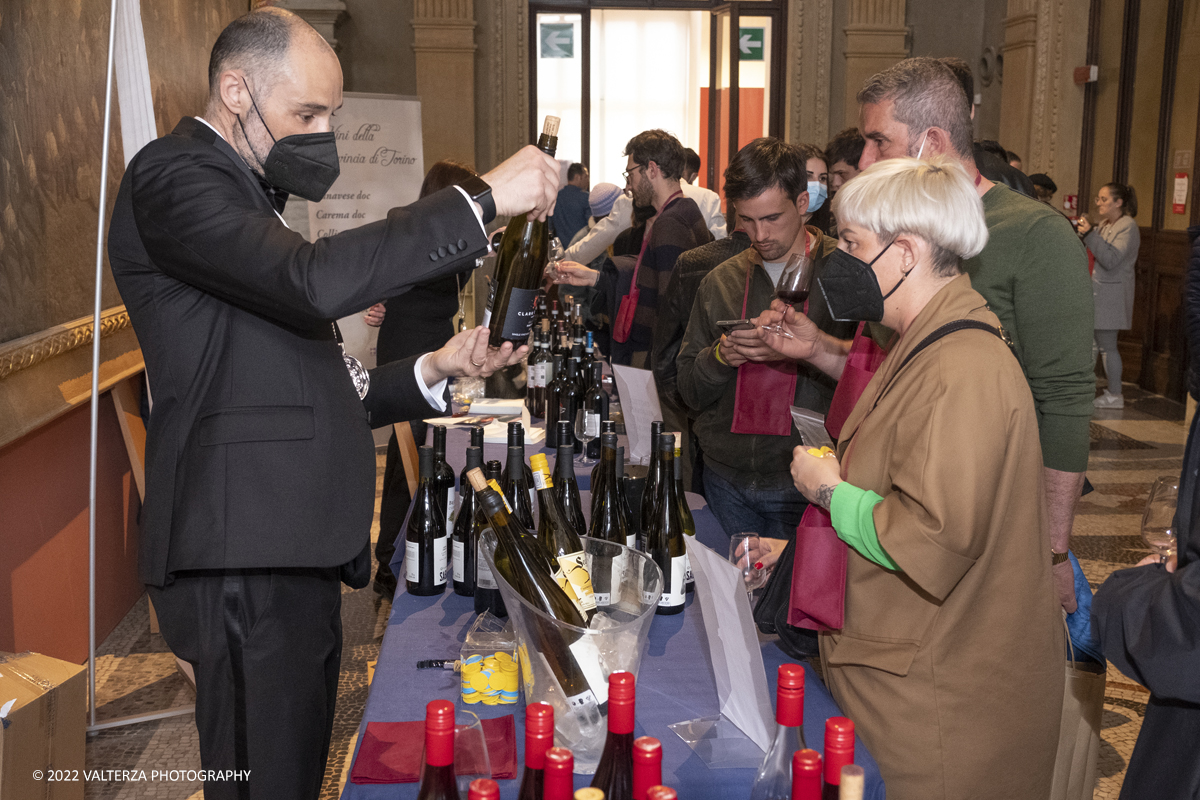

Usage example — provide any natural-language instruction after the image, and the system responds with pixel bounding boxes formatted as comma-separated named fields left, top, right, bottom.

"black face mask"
left=817, top=241, right=910, bottom=322
left=238, top=78, right=340, bottom=203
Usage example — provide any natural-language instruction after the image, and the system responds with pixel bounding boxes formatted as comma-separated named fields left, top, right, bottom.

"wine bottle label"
left=685, top=554, right=694, bottom=586
left=584, top=411, right=601, bottom=438
left=658, top=555, right=686, bottom=608
left=498, top=287, right=540, bottom=343
left=476, top=538, right=498, bottom=589
left=453, top=540, right=465, bottom=582
left=555, top=552, right=596, bottom=612
left=529, top=363, right=546, bottom=389
left=566, top=637, right=609, bottom=705
left=565, top=689, right=600, bottom=711
left=445, top=489, right=456, bottom=536
left=482, top=308, right=492, bottom=329
left=405, top=540, right=419, bottom=583
left=592, top=591, right=611, bottom=606
left=532, top=469, right=553, bottom=491
left=625, top=534, right=637, bottom=549
left=434, top=535, right=449, bottom=584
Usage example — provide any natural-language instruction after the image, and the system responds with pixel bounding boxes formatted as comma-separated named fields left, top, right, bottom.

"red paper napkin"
left=350, top=714, right=517, bottom=784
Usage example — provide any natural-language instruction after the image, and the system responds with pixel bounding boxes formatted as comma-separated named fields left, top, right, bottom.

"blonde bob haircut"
left=831, top=156, right=989, bottom=277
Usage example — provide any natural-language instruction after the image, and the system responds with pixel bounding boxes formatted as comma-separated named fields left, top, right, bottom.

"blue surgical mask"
left=808, top=180, right=828, bottom=212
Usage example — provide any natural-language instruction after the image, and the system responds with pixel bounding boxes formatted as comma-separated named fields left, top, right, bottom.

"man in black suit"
left=106, top=9, right=558, bottom=799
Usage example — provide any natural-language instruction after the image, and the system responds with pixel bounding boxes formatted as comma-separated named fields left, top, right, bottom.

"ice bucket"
left=479, top=533, right=662, bottom=773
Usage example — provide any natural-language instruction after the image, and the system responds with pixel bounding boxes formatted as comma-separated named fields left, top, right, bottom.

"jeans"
left=702, top=466, right=809, bottom=541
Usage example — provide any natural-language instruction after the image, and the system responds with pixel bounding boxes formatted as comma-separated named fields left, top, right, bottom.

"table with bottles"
left=339, top=422, right=884, bottom=800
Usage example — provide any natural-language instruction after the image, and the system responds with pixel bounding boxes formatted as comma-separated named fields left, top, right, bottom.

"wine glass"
left=574, top=407, right=599, bottom=466
left=543, top=236, right=565, bottom=281
left=729, top=533, right=766, bottom=607
left=452, top=709, right=491, bottom=795
left=1141, top=476, right=1179, bottom=564
left=761, top=252, right=815, bottom=339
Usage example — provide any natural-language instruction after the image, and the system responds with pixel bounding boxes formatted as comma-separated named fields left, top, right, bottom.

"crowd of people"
left=106, top=5, right=1195, bottom=799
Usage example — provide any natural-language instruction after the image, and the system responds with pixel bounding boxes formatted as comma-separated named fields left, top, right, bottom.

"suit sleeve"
left=362, top=354, right=444, bottom=428
left=130, top=148, right=488, bottom=329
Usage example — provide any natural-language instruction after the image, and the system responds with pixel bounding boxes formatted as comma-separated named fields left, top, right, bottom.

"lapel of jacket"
left=171, top=117, right=281, bottom=214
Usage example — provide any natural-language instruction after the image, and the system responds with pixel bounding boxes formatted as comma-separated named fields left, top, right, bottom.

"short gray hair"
left=832, top=156, right=988, bottom=276
left=208, top=8, right=300, bottom=98
left=857, top=57, right=974, bottom=161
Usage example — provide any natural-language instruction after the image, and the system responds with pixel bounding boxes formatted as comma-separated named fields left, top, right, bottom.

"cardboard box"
left=0, top=652, right=86, bottom=800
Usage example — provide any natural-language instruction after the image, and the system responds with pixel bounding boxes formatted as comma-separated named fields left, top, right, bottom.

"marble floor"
left=82, top=382, right=1187, bottom=799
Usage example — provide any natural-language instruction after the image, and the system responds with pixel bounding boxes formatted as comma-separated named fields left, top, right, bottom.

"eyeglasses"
left=622, top=164, right=646, bottom=182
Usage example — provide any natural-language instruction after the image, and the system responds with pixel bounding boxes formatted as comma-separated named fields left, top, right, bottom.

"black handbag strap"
left=870, top=319, right=1010, bottom=415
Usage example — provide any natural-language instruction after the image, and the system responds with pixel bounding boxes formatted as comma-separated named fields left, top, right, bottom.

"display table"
left=342, top=424, right=885, bottom=799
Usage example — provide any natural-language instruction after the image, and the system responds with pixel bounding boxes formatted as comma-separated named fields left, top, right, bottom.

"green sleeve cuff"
left=829, top=483, right=901, bottom=571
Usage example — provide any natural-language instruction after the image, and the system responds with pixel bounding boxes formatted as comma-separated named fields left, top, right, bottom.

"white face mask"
left=914, top=129, right=930, bottom=160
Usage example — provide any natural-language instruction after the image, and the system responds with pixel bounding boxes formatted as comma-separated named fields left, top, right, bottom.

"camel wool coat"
left=821, top=274, right=1065, bottom=800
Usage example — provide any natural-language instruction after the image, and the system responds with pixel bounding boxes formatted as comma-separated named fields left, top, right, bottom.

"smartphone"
left=717, top=319, right=755, bottom=334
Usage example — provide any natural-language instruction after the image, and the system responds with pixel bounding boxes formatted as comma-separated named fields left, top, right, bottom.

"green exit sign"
left=739, top=27, right=764, bottom=61
left=540, top=23, right=574, bottom=59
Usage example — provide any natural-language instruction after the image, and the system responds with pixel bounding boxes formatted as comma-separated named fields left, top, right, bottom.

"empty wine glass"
left=543, top=236, right=565, bottom=281
left=729, top=533, right=766, bottom=607
left=574, top=407, right=599, bottom=466
left=761, top=251, right=816, bottom=339
left=1141, top=476, right=1179, bottom=564
left=453, top=709, right=491, bottom=795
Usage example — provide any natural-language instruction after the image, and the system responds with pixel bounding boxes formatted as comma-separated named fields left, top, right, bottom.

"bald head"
left=207, top=8, right=332, bottom=102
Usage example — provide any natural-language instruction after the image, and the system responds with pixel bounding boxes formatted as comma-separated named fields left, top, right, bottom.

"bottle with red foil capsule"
left=791, top=749, right=822, bottom=800
left=543, top=747, right=575, bottom=800
left=646, top=788, right=677, bottom=800
left=590, top=671, right=637, bottom=800
left=631, top=737, right=662, bottom=800
left=417, top=699, right=459, bottom=800
left=518, top=702, right=555, bottom=800
left=468, top=778, right=500, bottom=800
left=821, top=717, right=856, bottom=800
left=750, top=663, right=807, bottom=799
left=838, top=765, right=865, bottom=800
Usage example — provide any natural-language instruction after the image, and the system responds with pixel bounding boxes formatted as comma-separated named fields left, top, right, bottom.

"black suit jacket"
left=108, top=117, right=488, bottom=586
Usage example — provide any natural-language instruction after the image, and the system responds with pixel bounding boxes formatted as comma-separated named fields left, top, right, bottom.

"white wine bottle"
left=484, top=115, right=560, bottom=348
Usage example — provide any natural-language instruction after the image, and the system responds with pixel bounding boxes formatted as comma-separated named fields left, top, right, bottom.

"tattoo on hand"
left=815, top=484, right=835, bottom=510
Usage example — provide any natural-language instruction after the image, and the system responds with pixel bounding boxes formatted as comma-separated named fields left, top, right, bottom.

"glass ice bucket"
left=479, top=533, right=662, bottom=773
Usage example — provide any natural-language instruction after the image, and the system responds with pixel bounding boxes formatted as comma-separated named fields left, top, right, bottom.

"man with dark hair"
left=675, top=137, right=854, bottom=539
left=1007, top=150, right=1023, bottom=170
left=106, top=8, right=557, bottom=799
left=554, top=129, right=712, bottom=366
left=781, top=56, right=1093, bottom=617
left=552, top=162, right=591, bottom=244
left=683, top=147, right=702, bottom=184
left=825, top=127, right=865, bottom=192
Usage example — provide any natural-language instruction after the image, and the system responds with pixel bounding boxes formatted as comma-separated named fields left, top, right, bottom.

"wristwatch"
left=1051, top=550, right=1070, bottom=565
left=458, top=175, right=495, bottom=225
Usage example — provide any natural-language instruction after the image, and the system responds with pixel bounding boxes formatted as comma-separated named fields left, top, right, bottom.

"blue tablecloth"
left=341, top=424, right=885, bottom=799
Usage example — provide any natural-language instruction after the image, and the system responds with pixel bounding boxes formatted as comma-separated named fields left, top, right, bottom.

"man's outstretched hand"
left=422, top=326, right=529, bottom=385
left=483, top=145, right=561, bottom=221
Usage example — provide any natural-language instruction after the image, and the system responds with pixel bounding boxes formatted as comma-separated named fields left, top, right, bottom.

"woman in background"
left=1078, top=182, right=1140, bottom=410
left=365, top=160, right=478, bottom=598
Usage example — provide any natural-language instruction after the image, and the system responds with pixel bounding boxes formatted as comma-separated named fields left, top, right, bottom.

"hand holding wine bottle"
left=422, top=325, right=530, bottom=383
left=480, top=144, right=562, bottom=222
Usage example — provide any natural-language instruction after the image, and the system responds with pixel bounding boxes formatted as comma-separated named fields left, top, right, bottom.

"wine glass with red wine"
left=760, top=251, right=815, bottom=339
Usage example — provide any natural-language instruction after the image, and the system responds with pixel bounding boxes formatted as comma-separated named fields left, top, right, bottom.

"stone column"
left=474, top=0, right=528, bottom=174
left=786, top=0, right=835, bottom=147
left=999, top=0, right=1037, bottom=164
left=843, top=0, right=908, bottom=123
left=272, top=0, right=347, bottom=50
left=412, top=0, right=477, bottom=168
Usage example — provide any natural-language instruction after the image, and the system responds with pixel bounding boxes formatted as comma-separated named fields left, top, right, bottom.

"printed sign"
left=1174, top=173, right=1189, bottom=215
left=540, top=23, right=574, bottom=59
left=738, top=28, right=764, bottom=61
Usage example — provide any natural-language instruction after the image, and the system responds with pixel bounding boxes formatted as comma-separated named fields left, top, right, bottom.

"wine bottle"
left=433, top=426, right=457, bottom=536
left=560, top=358, right=583, bottom=453
left=469, top=779, right=499, bottom=800
left=453, top=446, right=484, bottom=597
left=417, top=699, right=459, bottom=800
left=503, top=441, right=537, bottom=529
left=484, top=116, right=560, bottom=348
left=590, top=433, right=634, bottom=549
left=534, top=292, right=549, bottom=328
left=512, top=421, right=538, bottom=503
left=591, top=671, right=636, bottom=800
left=467, top=470, right=608, bottom=717
left=531, top=453, right=596, bottom=622
left=645, top=435, right=685, bottom=615
left=615, top=446, right=637, bottom=547
left=543, top=747, right=575, bottom=800
left=589, top=420, right=617, bottom=494
left=645, top=789, right=677, bottom=800
left=406, top=446, right=448, bottom=597
left=583, top=331, right=598, bottom=390
left=529, top=321, right=552, bottom=419
left=821, top=718, right=855, bottom=800
left=461, top=426, right=486, bottom=493
left=517, top=702, right=555, bottom=800
left=837, top=766, right=864, bottom=800
left=546, top=353, right=568, bottom=449
left=631, top=737, right=662, bottom=800
left=638, top=422, right=665, bottom=550
left=750, top=664, right=808, bottom=800
left=474, top=461, right=508, bottom=617
left=671, top=436, right=696, bottom=593
left=550, top=299, right=561, bottom=330
left=791, top=751, right=822, bottom=800
left=554, top=427, right=588, bottom=534
left=581, top=361, right=608, bottom=462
